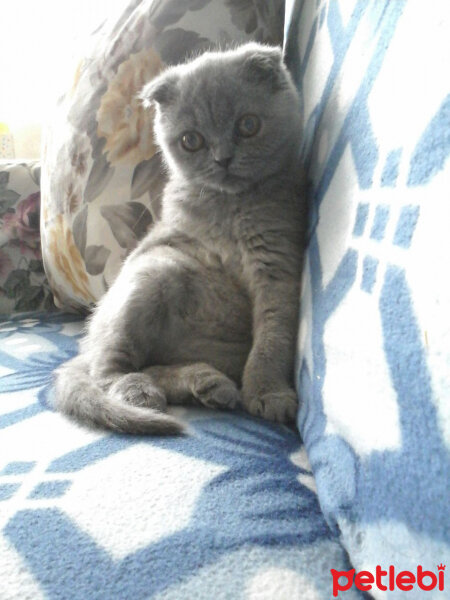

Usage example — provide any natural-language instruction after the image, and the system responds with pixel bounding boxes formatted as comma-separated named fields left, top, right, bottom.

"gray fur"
left=53, top=43, right=307, bottom=435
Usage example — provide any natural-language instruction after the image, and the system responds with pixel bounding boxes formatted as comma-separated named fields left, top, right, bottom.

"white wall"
left=0, top=0, right=127, bottom=158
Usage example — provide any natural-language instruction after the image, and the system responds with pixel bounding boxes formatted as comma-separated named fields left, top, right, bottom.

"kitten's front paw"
left=243, top=388, right=298, bottom=424
left=109, top=373, right=167, bottom=412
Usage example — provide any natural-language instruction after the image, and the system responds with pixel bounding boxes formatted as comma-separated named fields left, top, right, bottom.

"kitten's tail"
left=52, top=357, right=184, bottom=435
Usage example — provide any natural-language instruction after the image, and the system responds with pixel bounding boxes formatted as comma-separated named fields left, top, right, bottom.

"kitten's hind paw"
left=192, top=368, right=241, bottom=410
left=109, top=373, right=167, bottom=412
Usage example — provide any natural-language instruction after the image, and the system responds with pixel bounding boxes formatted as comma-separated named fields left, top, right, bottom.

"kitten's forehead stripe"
left=182, top=69, right=240, bottom=134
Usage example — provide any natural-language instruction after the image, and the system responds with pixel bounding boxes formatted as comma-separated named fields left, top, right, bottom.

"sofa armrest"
left=0, top=160, right=54, bottom=316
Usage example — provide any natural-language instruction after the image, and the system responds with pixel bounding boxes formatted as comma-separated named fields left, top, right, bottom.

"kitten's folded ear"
left=139, top=71, right=179, bottom=108
left=240, top=45, right=286, bottom=90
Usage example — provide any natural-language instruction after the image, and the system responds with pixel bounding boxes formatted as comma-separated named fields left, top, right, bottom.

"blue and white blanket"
left=286, top=0, right=450, bottom=596
left=0, top=313, right=362, bottom=599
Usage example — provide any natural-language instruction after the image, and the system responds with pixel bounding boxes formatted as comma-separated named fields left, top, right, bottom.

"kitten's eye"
left=181, top=131, right=204, bottom=152
left=236, top=114, right=261, bottom=138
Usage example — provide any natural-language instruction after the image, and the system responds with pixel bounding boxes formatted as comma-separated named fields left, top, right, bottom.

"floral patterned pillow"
left=40, top=0, right=284, bottom=311
left=0, top=162, right=54, bottom=315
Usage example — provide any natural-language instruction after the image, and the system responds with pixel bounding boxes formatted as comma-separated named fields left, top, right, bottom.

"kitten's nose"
left=214, top=156, right=232, bottom=169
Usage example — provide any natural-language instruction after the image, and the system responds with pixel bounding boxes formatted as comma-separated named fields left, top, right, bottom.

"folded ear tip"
left=140, top=96, right=152, bottom=109
left=138, top=83, right=156, bottom=108
left=239, top=44, right=286, bottom=88
left=139, top=71, right=179, bottom=107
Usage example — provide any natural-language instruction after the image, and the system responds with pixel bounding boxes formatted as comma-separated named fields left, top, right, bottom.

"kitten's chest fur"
left=181, top=194, right=241, bottom=273
left=162, top=179, right=302, bottom=285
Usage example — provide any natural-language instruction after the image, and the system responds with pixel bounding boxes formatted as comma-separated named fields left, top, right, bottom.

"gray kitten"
left=53, top=43, right=307, bottom=435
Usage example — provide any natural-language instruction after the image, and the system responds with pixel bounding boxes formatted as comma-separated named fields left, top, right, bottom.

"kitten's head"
left=140, top=44, right=302, bottom=193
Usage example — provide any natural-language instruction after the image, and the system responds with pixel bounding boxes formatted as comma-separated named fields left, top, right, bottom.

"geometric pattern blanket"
left=286, top=1, right=450, bottom=596
left=1, top=313, right=363, bottom=599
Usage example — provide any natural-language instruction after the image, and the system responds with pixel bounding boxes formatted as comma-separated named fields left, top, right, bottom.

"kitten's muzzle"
left=214, top=156, right=232, bottom=169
